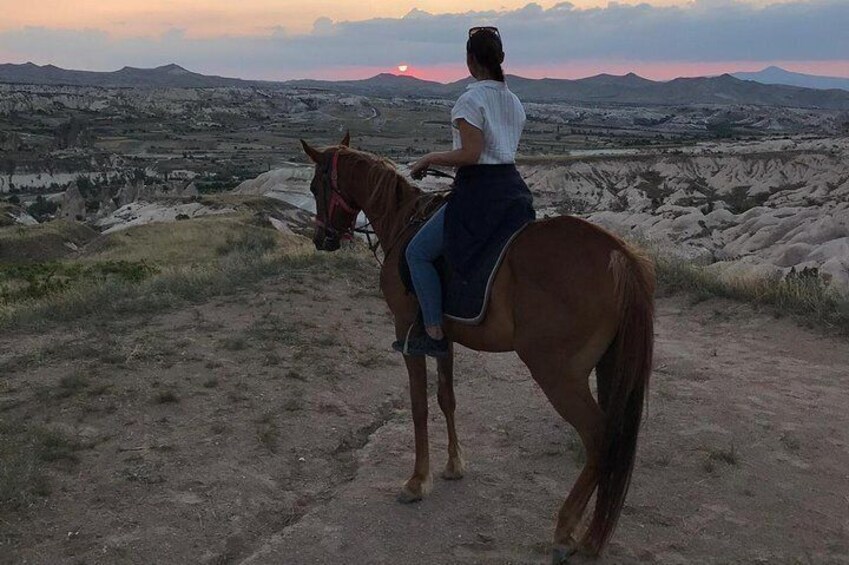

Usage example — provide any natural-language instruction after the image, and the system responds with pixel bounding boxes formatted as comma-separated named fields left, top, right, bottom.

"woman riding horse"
left=401, top=26, right=534, bottom=357
left=299, top=27, right=655, bottom=564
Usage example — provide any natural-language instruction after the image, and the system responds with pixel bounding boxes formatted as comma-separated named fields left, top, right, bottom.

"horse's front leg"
left=437, top=346, right=465, bottom=480
left=398, top=354, right=432, bottom=503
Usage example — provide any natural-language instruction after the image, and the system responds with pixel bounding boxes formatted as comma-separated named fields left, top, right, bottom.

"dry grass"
left=153, top=390, right=180, bottom=404
left=79, top=214, right=303, bottom=266
left=0, top=244, right=374, bottom=331
left=0, top=220, right=98, bottom=263
left=702, top=444, right=740, bottom=473
left=655, top=254, right=849, bottom=336
left=0, top=213, right=313, bottom=319
left=0, top=422, right=80, bottom=511
left=254, top=412, right=280, bottom=453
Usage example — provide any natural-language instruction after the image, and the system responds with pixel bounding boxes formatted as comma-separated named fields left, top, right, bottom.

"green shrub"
left=0, top=260, right=158, bottom=304
left=26, top=196, right=59, bottom=222
left=215, top=230, right=277, bottom=257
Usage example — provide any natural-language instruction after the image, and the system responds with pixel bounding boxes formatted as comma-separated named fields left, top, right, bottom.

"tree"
left=76, top=175, right=95, bottom=198
left=26, top=196, right=59, bottom=222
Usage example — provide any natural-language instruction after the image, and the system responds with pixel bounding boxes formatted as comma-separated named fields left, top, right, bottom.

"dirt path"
left=2, top=271, right=848, bottom=564
left=240, top=297, right=849, bottom=565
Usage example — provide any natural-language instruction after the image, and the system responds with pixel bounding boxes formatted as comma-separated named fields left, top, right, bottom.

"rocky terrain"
left=231, top=136, right=849, bottom=295
left=527, top=137, right=849, bottom=293
left=2, top=76, right=847, bottom=208
left=1, top=72, right=847, bottom=297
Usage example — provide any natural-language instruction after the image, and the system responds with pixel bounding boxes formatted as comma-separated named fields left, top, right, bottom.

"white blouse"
left=450, top=80, right=526, bottom=165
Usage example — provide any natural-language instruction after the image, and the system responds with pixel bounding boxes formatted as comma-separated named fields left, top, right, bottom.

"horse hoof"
left=441, top=468, right=465, bottom=480
left=551, top=544, right=577, bottom=565
left=396, top=485, right=423, bottom=504
left=441, top=460, right=465, bottom=480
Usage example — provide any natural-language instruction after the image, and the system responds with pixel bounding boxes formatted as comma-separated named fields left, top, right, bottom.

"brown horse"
left=300, top=134, right=655, bottom=563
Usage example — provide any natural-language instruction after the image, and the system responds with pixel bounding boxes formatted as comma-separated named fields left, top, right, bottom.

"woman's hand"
left=410, top=154, right=433, bottom=180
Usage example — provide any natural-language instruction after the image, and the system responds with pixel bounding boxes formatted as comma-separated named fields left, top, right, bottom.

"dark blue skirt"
left=444, top=164, right=535, bottom=280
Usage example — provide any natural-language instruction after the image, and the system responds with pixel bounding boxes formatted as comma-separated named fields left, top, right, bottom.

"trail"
left=240, top=296, right=849, bottom=564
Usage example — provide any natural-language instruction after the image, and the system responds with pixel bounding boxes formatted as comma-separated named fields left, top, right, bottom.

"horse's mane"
left=338, top=147, right=422, bottom=225
left=338, top=147, right=418, bottom=192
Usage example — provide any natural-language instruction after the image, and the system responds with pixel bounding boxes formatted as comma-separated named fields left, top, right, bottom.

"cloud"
left=0, top=0, right=846, bottom=79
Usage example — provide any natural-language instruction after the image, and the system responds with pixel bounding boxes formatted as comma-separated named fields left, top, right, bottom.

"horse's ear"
left=340, top=131, right=350, bottom=147
left=300, top=139, right=321, bottom=163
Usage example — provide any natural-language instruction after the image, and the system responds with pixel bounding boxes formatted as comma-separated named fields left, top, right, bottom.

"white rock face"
left=9, top=210, right=38, bottom=226
left=235, top=164, right=314, bottom=195
left=60, top=185, right=87, bottom=220
left=522, top=137, right=849, bottom=293
left=95, top=201, right=235, bottom=234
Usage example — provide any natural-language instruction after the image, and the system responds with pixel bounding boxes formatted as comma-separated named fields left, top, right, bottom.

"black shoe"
left=392, top=334, right=450, bottom=358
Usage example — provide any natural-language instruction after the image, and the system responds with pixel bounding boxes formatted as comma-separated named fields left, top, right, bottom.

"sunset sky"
left=0, top=0, right=847, bottom=82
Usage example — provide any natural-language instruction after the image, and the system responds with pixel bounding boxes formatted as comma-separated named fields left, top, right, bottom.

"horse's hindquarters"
left=448, top=217, right=625, bottom=357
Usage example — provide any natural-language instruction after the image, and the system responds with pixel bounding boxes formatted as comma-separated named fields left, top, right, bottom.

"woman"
left=398, top=26, right=535, bottom=357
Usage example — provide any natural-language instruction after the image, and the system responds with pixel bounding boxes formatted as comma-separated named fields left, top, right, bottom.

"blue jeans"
left=406, top=206, right=445, bottom=328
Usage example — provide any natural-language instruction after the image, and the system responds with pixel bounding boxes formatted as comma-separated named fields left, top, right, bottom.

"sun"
left=397, top=64, right=408, bottom=73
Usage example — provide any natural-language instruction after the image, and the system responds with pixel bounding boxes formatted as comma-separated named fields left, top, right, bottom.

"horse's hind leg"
left=527, top=361, right=605, bottom=563
left=437, top=346, right=465, bottom=480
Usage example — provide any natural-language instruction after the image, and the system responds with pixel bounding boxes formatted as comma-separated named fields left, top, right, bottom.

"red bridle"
left=315, top=151, right=360, bottom=240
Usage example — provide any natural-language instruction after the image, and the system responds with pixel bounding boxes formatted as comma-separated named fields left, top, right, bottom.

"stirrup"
left=392, top=333, right=449, bottom=358
left=392, top=313, right=448, bottom=358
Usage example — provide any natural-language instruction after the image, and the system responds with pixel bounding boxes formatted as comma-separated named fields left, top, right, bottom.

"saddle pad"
left=400, top=213, right=530, bottom=326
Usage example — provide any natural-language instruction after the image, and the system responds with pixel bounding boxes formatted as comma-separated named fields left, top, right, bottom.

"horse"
left=300, top=134, right=655, bottom=563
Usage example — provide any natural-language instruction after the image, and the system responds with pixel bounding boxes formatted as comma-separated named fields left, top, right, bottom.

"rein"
left=356, top=168, right=455, bottom=266
left=424, top=168, right=455, bottom=181
left=317, top=154, right=454, bottom=266
left=353, top=222, right=383, bottom=265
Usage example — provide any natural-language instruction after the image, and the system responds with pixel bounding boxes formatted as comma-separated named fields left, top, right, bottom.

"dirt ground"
left=1, top=266, right=848, bottom=564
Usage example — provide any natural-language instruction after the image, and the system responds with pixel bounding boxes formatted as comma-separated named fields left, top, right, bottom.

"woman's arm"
left=410, top=119, right=483, bottom=178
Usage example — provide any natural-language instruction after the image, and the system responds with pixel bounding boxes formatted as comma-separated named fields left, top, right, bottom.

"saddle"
left=398, top=195, right=529, bottom=326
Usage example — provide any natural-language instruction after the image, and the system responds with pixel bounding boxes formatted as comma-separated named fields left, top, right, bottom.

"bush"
left=76, top=175, right=95, bottom=198
left=26, top=196, right=59, bottom=222
left=0, top=260, right=158, bottom=304
left=215, top=230, right=277, bottom=257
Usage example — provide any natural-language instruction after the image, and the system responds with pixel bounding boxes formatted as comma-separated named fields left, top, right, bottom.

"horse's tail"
left=582, top=243, right=655, bottom=555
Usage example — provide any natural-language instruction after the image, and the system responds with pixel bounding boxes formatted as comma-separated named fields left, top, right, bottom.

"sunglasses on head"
left=469, top=26, right=500, bottom=38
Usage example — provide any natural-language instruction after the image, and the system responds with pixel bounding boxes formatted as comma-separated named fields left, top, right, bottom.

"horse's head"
left=300, top=132, right=358, bottom=252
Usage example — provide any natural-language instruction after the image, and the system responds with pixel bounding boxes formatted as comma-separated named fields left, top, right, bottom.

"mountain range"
left=290, top=71, right=849, bottom=109
left=3, top=62, right=849, bottom=110
left=0, top=62, right=251, bottom=89
left=732, top=66, right=849, bottom=92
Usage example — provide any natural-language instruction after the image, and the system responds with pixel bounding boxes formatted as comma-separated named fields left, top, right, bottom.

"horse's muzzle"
left=314, top=234, right=340, bottom=252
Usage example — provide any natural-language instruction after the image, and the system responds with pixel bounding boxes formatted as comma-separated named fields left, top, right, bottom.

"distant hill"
left=3, top=62, right=849, bottom=109
left=0, top=62, right=253, bottom=88
left=298, top=72, right=849, bottom=110
left=733, top=66, right=849, bottom=92
left=286, top=73, right=452, bottom=99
